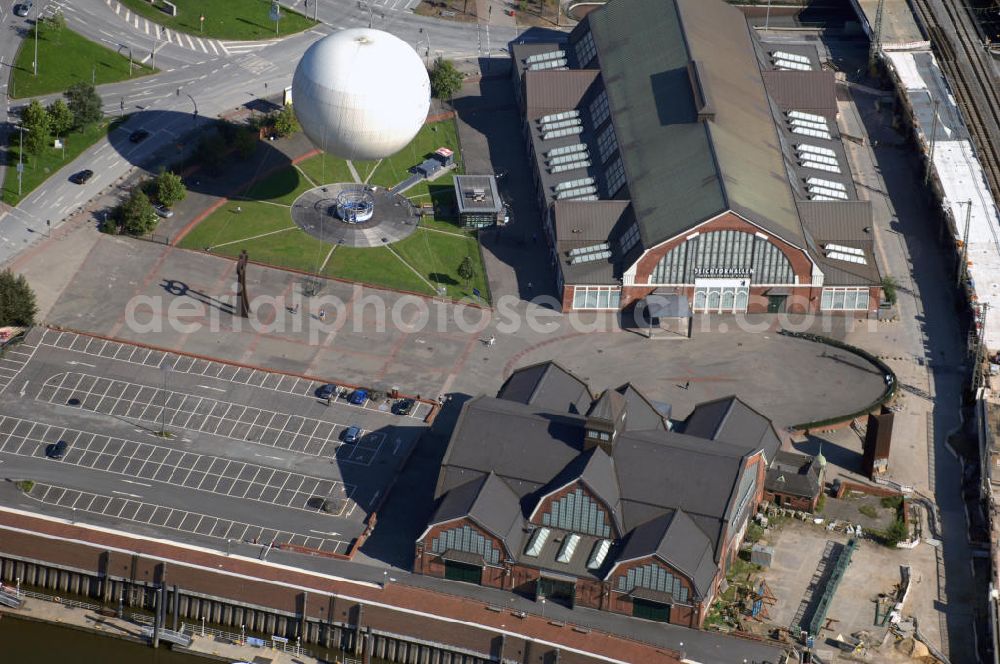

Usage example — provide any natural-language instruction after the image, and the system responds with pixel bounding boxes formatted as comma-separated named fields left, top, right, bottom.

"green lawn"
left=179, top=200, right=295, bottom=251
left=116, top=0, right=316, bottom=40
left=11, top=26, right=156, bottom=99
left=405, top=180, right=471, bottom=235
left=242, top=165, right=313, bottom=206
left=177, top=118, right=489, bottom=301
left=358, top=120, right=464, bottom=189
left=322, top=245, right=435, bottom=295
left=393, top=229, right=489, bottom=300
left=2, top=118, right=122, bottom=206
left=295, top=154, right=355, bottom=186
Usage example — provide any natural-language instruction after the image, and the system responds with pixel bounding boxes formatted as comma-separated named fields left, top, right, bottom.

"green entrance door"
left=767, top=295, right=787, bottom=313
left=632, top=598, right=671, bottom=622
left=536, top=576, right=576, bottom=607
left=444, top=561, right=482, bottom=584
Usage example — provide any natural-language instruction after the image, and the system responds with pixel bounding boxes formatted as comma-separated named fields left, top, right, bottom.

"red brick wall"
left=559, top=213, right=882, bottom=314
left=764, top=490, right=818, bottom=512
left=605, top=556, right=701, bottom=628
left=415, top=518, right=509, bottom=589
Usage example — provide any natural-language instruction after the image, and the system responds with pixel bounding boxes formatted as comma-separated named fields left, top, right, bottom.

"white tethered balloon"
left=291, top=29, right=432, bottom=162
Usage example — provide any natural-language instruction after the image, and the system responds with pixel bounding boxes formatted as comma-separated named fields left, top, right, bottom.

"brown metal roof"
left=524, top=70, right=600, bottom=117
left=762, top=70, right=838, bottom=117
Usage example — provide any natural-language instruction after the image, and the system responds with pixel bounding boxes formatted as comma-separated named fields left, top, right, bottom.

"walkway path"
left=0, top=508, right=782, bottom=663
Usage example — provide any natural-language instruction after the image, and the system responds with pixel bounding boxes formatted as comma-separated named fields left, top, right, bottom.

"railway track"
left=911, top=0, right=1000, bottom=206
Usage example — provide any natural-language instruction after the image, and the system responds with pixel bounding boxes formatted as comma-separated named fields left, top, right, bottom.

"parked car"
left=69, top=169, right=94, bottom=185
left=45, top=440, right=68, bottom=460
left=316, top=383, right=336, bottom=400
left=129, top=129, right=150, bottom=143
left=341, top=426, right=362, bottom=444
left=394, top=398, right=414, bottom=416
left=153, top=204, right=174, bottom=218
left=349, top=389, right=368, bottom=405
left=13, top=2, right=32, bottom=18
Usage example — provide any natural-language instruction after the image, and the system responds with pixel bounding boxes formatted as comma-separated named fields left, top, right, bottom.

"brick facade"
left=556, top=212, right=882, bottom=316
left=764, top=489, right=819, bottom=512
left=414, top=517, right=509, bottom=588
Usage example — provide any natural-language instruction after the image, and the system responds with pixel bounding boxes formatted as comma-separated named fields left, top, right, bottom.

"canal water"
left=0, top=614, right=216, bottom=663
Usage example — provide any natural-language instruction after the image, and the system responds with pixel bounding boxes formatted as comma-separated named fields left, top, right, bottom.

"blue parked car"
left=316, top=384, right=336, bottom=399
left=349, top=389, right=368, bottom=405
left=342, top=426, right=362, bottom=444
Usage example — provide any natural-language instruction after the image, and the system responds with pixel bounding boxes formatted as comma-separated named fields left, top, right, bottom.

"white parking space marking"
left=35, top=329, right=430, bottom=420
left=0, top=337, right=40, bottom=394
left=37, top=371, right=385, bottom=466
left=0, top=415, right=356, bottom=516
left=24, top=482, right=348, bottom=555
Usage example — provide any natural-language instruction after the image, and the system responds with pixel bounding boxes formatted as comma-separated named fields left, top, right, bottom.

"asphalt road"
left=0, top=327, right=426, bottom=555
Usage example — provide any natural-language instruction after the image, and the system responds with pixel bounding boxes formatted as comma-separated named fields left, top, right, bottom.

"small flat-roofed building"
left=453, top=174, right=503, bottom=228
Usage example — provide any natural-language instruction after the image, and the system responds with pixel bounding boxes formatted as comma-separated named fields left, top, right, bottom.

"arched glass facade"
left=650, top=230, right=795, bottom=285
left=430, top=524, right=501, bottom=565
left=541, top=487, right=613, bottom=538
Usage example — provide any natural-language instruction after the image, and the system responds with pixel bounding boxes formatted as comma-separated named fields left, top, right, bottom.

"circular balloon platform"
left=291, top=184, right=420, bottom=248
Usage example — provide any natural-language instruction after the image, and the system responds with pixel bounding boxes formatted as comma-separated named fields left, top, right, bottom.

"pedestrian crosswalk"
left=102, top=0, right=271, bottom=57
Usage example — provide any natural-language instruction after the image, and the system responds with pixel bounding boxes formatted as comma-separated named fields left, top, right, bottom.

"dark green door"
left=444, top=561, right=482, bottom=584
left=632, top=598, right=671, bottom=622
left=767, top=295, right=787, bottom=313
left=536, top=577, right=576, bottom=607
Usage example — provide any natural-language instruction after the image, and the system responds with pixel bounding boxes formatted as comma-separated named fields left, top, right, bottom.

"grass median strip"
left=2, top=118, right=123, bottom=206
left=115, top=0, right=316, bottom=40
left=11, top=26, right=156, bottom=99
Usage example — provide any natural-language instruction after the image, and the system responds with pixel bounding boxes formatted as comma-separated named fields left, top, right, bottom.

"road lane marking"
left=197, top=385, right=226, bottom=392
left=122, top=479, right=152, bottom=487
left=112, top=490, right=142, bottom=498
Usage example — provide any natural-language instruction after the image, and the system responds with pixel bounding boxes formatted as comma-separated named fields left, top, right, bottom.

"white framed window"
left=596, top=123, right=618, bottom=163
left=589, top=90, right=610, bottom=128
left=820, top=287, right=870, bottom=310
left=604, top=157, right=626, bottom=197
left=619, top=223, right=640, bottom=254
left=575, top=30, right=597, bottom=67
left=572, top=286, right=621, bottom=310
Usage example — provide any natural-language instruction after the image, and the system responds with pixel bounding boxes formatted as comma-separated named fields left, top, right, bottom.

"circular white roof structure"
left=292, top=29, right=431, bottom=161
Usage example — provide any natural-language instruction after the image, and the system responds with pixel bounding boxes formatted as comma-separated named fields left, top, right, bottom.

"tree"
left=46, top=99, right=74, bottom=137
left=47, top=10, right=66, bottom=40
left=429, top=58, right=463, bottom=100
left=154, top=170, right=186, bottom=207
left=882, top=518, right=909, bottom=546
left=881, top=275, right=898, bottom=306
left=457, top=255, right=475, bottom=287
left=119, top=188, right=158, bottom=236
left=64, top=82, right=103, bottom=129
left=0, top=269, right=38, bottom=327
left=21, top=100, right=51, bottom=155
left=272, top=104, right=299, bottom=137
left=234, top=127, right=257, bottom=159
left=196, top=133, right=227, bottom=172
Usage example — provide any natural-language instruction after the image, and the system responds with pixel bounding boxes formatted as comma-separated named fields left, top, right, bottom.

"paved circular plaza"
left=291, top=183, right=419, bottom=248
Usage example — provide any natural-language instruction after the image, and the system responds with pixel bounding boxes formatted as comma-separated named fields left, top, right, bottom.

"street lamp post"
left=33, top=2, right=40, bottom=77
left=117, top=44, right=134, bottom=77
left=16, top=125, right=25, bottom=197
left=159, top=361, right=172, bottom=435
left=200, top=615, right=205, bottom=636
